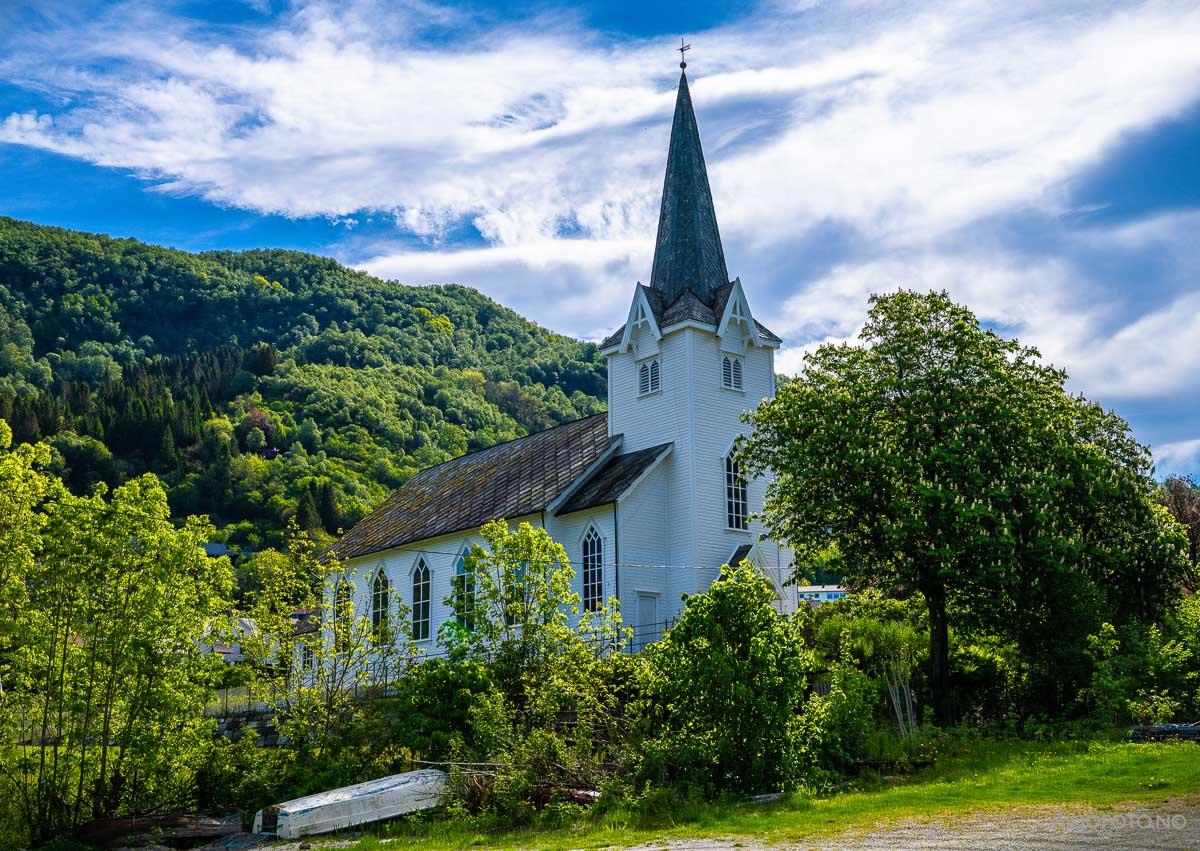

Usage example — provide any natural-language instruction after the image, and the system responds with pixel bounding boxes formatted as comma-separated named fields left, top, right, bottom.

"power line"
left=20, top=486, right=1200, bottom=574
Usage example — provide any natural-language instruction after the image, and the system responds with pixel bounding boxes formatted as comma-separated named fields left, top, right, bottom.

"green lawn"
left=308, top=738, right=1200, bottom=850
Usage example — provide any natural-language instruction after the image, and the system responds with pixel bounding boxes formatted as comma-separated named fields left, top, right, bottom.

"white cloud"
left=1155, top=438, right=1200, bottom=477
left=360, top=237, right=648, bottom=341
left=5, top=0, right=1198, bottom=251
left=2, top=0, right=1199, bottom=468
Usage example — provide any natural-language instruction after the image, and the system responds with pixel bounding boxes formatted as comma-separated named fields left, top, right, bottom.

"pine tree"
left=158, top=425, right=179, bottom=471
left=296, top=484, right=322, bottom=532
left=317, top=480, right=339, bottom=534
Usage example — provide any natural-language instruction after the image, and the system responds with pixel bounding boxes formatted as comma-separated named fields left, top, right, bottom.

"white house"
left=328, top=62, right=796, bottom=652
left=795, top=585, right=848, bottom=607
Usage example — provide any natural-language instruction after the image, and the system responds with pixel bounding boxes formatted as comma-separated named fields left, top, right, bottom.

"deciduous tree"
left=741, top=290, right=1190, bottom=722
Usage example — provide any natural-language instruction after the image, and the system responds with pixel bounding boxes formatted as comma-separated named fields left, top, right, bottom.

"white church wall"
left=340, top=513, right=542, bottom=659
left=339, top=508, right=639, bottom=657
left=604, top=309, right=796, bottom=621
left=608, top=322, right=693, bottom=455
left=686, top=328, right=777, bottom=589
left=545, top=506, right=617, bottom=623
left=614, top=456, right=675, bottom=642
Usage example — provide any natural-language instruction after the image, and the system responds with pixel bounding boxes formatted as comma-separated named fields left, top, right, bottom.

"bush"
left=637, top=564, right=816, bottom=795
left=787, top=658, right=878, bottom=789
left=196, top=730, right=297, bottom=826
left=1078, top=596, right=1200, bottom=726
left=380, top=656, right=495, bottom=760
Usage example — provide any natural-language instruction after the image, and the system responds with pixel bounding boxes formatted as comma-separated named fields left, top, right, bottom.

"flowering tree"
left=741, top=290, right=1190, bottom=722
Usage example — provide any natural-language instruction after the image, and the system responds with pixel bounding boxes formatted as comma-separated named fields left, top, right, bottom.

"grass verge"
left=305, top=738, right=1200, bottom=850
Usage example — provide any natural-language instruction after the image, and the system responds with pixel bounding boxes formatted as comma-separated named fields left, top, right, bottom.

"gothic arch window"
left=639, top=358, right=661, bottom=395
left=722, top=355, right=743, bottom=390
left=371, top=568, right=391, bottom=643
left=582, top=527, right=604, bottom=612
left=725, top=451, right=748, bottom=530
left=454, top=550, right=475, bottom=630
left=411, top=559, right=431, bottom=641
left=333, top=578, right=352, bottom=653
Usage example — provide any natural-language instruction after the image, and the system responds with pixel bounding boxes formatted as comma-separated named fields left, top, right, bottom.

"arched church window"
left=725, top=452, right=748, bottom=530
left=411, top=560, right=431, bottom=641
left=333, top=578, right=352, bottom=653
left=639, top=358, right=660, bottom=395
left=454, top=552, right=475, bottom=630
left=371, top=569, right=391, bottom=643
left=722, top=356, right=743, bottom=390
left=582, top=528, right=603, bottom=612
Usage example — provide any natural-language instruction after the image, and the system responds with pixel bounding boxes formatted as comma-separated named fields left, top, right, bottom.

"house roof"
left=728, top=543, right=753, bottom=567
left=331, top=413, right=615, bottom=561
left=556, top=442, right=673, bottom=515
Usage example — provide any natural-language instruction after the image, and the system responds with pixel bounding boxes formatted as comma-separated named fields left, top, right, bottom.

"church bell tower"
left=599, top=53, right=785, bottom=589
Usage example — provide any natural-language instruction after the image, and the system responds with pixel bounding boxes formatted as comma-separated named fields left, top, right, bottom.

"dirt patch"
left=626, top=797, right=1200, bottom=850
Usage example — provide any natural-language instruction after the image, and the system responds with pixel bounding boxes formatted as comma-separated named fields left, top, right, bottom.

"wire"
left=20, top=480, right=1200, bottom=573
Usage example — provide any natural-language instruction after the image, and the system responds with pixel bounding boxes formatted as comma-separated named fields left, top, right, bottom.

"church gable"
left=616, top=285, right=663, bottom=355
left=716, top=278, right=759, bottom=348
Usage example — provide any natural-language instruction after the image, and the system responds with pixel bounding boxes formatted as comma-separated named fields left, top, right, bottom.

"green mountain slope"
left=0, top=216, right=607, bottom=551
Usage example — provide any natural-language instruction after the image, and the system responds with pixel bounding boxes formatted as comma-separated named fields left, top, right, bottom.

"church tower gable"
left=715, top=277, right=759, bottom=349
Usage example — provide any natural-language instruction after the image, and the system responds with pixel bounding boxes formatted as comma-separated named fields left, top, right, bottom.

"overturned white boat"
left=253, top=768, right=446, bottom=838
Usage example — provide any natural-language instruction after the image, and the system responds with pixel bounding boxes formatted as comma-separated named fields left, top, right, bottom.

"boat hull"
left=253, top=768, right=446, bottom=839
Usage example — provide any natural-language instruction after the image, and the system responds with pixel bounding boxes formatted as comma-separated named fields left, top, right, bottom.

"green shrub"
left=196, top=731, right=298, bottom=826
left=787, top=658, right=877, bottom=789
left=380, top=656, right=495, bottom=760
left=637, top=564, right=816, bottom=795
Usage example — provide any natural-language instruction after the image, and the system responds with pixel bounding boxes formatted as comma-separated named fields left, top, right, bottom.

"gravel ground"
left=627, top=797, right=1200, bottom=851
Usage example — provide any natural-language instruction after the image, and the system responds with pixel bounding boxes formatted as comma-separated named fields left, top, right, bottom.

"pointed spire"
left=649, top=67, right=730, bottom=307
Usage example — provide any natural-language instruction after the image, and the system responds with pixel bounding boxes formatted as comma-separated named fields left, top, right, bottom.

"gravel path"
left=627, top=797, right=1200, bottom=851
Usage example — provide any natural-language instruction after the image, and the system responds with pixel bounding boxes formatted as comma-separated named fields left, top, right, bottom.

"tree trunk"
left=925, top=584, right=952, bottom=725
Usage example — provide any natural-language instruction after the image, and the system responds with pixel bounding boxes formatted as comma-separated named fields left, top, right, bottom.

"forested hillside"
left=0, top=216, right=607, bottom=553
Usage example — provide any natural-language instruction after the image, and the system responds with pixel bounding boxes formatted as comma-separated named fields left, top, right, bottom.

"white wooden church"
left=330, top=63, right=796, bottom=650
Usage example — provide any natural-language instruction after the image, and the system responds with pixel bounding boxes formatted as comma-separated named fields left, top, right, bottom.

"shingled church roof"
left=332, top=413, right=615, bottom=560
left=556, top=442, right=672, bottom=515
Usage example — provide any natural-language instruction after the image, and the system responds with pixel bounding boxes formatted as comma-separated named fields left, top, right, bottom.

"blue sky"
left=1, top=0, right=1198, bottom=476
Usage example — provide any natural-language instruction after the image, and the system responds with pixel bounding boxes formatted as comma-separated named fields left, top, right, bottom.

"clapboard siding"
left=344, top=508, right=626, bottom=648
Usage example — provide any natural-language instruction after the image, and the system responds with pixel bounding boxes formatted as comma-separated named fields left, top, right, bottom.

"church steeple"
left=649, top=66, right=730, bottom=307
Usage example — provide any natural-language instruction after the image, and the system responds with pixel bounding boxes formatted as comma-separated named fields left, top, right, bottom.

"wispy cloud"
left=1156, top=438, right=1200, bottom=477
left=1, top=0, right=1199, bottom=470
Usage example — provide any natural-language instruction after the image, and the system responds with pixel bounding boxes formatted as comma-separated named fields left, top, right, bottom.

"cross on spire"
left=678, top=37, right=690, bottom=69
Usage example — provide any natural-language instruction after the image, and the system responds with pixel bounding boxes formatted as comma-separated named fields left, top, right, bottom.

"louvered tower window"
left=722, top=356, right=743, bottom=390
left=639, top=358, right=661, bottom=395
